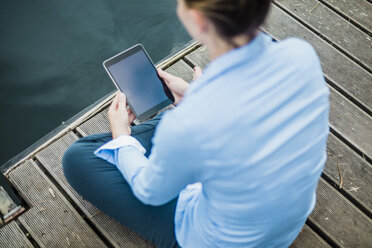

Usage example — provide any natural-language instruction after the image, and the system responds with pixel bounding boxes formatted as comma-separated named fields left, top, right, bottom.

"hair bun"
left=184, top=0, right=271, bottom=40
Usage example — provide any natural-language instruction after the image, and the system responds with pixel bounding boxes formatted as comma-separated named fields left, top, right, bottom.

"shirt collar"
left=186, top=32, right=272, bottom=95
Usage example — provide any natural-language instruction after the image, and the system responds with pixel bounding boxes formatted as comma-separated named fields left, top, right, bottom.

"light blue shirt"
left=95, top=32, right=330, bottom=247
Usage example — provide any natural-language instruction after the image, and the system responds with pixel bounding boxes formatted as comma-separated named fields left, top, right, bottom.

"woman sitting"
left=63, top=0, right=329, bottom=247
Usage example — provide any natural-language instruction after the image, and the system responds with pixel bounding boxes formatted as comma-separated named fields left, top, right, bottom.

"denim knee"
left=62, top=140, right=88, bottom=188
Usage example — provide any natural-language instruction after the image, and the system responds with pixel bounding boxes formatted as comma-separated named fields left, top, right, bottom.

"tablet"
left=103, top=44, right=174, bottom=122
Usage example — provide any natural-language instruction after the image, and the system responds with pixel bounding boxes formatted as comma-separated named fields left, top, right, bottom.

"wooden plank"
left=329, top=87, right=372, bottom=158
left=325, top=133, right=372, bottom=212
left=35, top=132, right=152, bottom=248
left=290, top=224, right=331, bottom=248
left=310, top=178, right=372, bottom=247
left=165, top=59, right=194, bottom=83
left=93, top=212, right=153, bottom=248
left=35, top=133, right=97, bottom=216
left=8, top=160, right=107, bottom=248
left=76, top=109, right=110, bottom=136
left=0, top=221, right=34, bottom=248
left=185, top=46, right=210, bottom=69
left=320, top=0, right=372, bottom=33
left=275, top=0, right=372, bottom=70
left=265, top=4, right=372, bottom=111
left=264, top=4, right=372, bottom=157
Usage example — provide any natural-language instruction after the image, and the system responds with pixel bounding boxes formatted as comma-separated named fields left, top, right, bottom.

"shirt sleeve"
left=94, top=135, right=146, bottom=165
left=94, top=112, right=202, bottom=206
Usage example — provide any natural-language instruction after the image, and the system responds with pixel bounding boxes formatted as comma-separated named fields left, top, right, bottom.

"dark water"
left=0, top=1, right=190, bottom=166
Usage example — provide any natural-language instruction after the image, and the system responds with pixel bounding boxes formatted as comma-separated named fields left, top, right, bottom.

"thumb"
left=157, top=68, right=174, bottom=82
left=118, top=92, right=127, bottom=110
left=109, top=91, right=120, bottom=111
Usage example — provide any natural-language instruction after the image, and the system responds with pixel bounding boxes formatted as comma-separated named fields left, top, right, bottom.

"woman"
left=63, top=0, right=329, bottom=247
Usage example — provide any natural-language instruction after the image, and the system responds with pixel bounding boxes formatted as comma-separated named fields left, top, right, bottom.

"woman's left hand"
left=108, top=91, right=136, bottom=139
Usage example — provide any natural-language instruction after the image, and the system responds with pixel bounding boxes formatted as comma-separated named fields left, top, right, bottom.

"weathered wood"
left=319, top=0, right=372, bottom=33
left=290, top=224, right=331, bottom=248
left=325, top=133, right=372, bottom=212
left=76, top=109, right=111, bottom=136
left=310, top=178, right=372, bottom=247
left=329, top=86, right=372, bottom=158
left=265, top=4, right=372, bottom=111
left=0, top=221, right=34, bottom=248
left=185, top=46, right=210, bottom=69
left=8, top=160, right=107, bottom=248
left=35, top=132, right=152, bottom=248
left=35, top=133, right=97, bottom=215
left=274, top=0, right=372, bottom=70
left=165, top=59, right=194, bottom=83
left=93, top=212, right=153, bottom=248
left=156, top=40, right=199, bottom=70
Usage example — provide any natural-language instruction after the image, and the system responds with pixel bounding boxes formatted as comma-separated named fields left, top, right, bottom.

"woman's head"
left=177, top=0, right=271, bottom=46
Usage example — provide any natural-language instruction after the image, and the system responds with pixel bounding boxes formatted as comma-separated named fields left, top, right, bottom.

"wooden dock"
left=1, top=1, right=371, bottom=247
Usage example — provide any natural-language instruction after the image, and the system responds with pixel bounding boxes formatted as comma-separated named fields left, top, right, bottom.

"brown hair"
left=184, top=0, right=271, bottom=44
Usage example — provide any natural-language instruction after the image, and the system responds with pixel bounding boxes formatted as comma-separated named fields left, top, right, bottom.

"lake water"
left=0, top=1, right=190, bottom=166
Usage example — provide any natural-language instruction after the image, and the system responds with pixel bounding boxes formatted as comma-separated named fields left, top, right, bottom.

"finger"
left=109, top=92, right=120, bottom=111
left=118, top=92, right=127, bottom=110
left=127, top=108, right=135, bottom=123
left=129, top=113, right=136, bottom=124
left=157, top=68, right=175, bottom=82
left=193, top=67, right=203, bottom=80
left=127, top=108, right=133, bottom=116
left=194, top=66, right=203, bottom=74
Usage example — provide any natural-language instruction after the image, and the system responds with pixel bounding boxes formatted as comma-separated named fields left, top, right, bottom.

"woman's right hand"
left=157, top=68, right=190, bottom=105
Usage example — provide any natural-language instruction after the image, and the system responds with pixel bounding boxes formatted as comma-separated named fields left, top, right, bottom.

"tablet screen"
left=106, top=48, right=171, bottom=117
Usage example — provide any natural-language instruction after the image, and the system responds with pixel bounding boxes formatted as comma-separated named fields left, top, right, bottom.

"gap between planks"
left=265, top=4, right=372, bottom=115
left=316, top=0, right=372, bottom=35
left=273, top=0, right=372, bottom=73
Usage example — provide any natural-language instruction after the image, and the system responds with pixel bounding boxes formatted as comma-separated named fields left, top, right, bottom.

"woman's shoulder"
left=270, top=37, right=320, bottom=70
left=278, top=37, right=316, bottom=55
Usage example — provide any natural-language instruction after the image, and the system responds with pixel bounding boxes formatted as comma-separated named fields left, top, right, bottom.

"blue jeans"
left=62, top=112, right=179, bottom=248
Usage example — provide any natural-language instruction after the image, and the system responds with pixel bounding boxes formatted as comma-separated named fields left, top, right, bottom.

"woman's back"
left=159, top=33, right=329, bottom=247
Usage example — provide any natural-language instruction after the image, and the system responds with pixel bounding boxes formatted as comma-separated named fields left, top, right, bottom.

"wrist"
left=112, top=125, right=131, bottom=139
